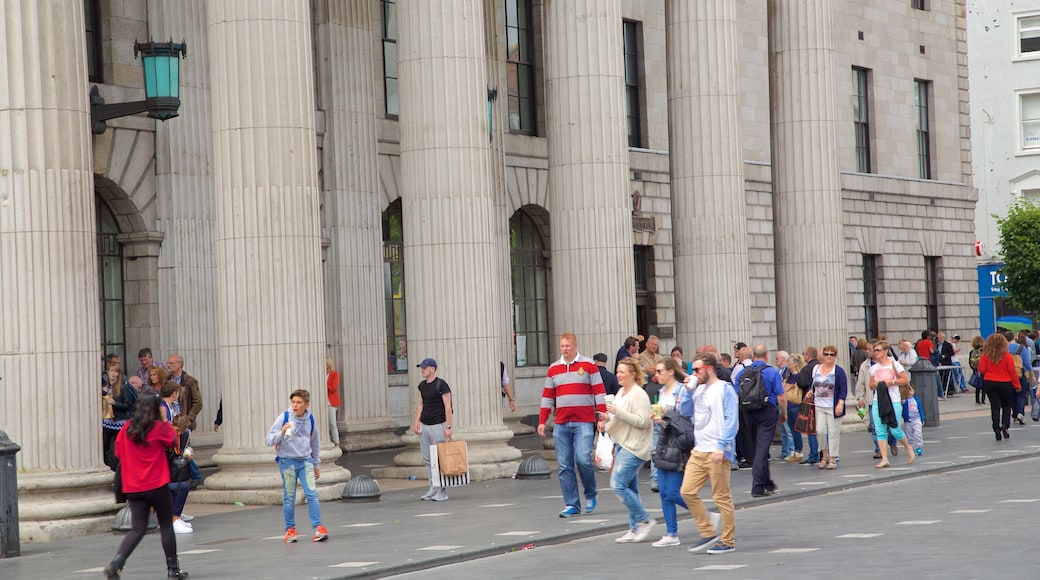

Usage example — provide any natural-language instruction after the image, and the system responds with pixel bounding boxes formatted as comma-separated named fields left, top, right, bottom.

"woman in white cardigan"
left=599, top=357, right=655, bottom=544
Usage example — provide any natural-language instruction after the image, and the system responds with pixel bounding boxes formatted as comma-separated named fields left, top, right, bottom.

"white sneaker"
left=420, top=487, right=437, bottom=501
left=615, top=530, right=637, bottom=543
left=179, top=513, right=194, bottom=522
left=173, top=519, right=194, bottom=534
left=652, top=535, right=680, bottom=547
left=430, top=489, right=449, bottom=501
left=710, top=510, right=722, bottom=534
left=632, top=518, right=656, bottom=542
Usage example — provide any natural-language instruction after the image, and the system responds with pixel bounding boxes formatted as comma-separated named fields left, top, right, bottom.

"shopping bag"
left=794, top=401, right=816, bottom=435
left=431, top=439, right=470, bottom=488
left=594, top=431, right=614, bottom=471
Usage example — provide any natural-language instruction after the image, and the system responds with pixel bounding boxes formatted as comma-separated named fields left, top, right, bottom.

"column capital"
left=115, top=231, right=165, bottom=257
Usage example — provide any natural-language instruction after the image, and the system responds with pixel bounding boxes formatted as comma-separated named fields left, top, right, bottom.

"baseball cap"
left=417, top=357, right=438, bottom=369
left=734, top=342, right=748, bottom=351
left=952, top=334, right=960, bottom=340
left=593, top=353, right=608, bottom=363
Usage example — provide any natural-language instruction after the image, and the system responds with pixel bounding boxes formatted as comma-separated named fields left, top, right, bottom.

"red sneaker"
left=312, top=525, right=329, bottom=542
left=283, top=527, right=298, bottom=543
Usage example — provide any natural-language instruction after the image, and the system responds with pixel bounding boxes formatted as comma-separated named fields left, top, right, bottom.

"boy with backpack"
left=265, top=389, right=329, bottom=543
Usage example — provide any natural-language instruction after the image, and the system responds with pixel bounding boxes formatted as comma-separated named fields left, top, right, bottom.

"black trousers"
left=114, top=484, right=177, bottom=563
left=745, top=404, right=778, bottom=494
left=983, top=380, right=1014, bottom=432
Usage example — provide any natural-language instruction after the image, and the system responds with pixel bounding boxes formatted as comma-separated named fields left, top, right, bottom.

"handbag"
left=167, top=443, right=191, bottom=483
left=969, top=371, right=983, bottom=390
left=794, top=400, right=816, bottom=435
left=102, top=396, right=115, bottom=420
left=113, top=464, right=127, bottom=503
left=784, top=381, right=802, bottom=405
left=436, top=439, right=468, bottom=476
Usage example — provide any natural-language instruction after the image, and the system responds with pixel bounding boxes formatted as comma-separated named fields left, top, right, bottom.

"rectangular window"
left=623, top=20, right=643, bottom=148
left=912, top=0, right=927, bottom=10
left=852, top=67, right=872, bottom=173
left=862, top=255, right=880, bottom=341
left=1021, top=92, right=1040, bottom=151
left=506, top=0, right=536, bottom=134
left=85, top=0, right=103, bottom=83
left=382, top=0, right=399, bottom=117
left=925, top=256, right=940, bottom=333
left=1019, top=14, right=1040, bottom=56
left=915, top=79, right=932, bottom=179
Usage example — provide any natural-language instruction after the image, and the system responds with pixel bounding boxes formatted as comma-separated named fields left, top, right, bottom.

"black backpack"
left=737, top=365, right=770, bottom=411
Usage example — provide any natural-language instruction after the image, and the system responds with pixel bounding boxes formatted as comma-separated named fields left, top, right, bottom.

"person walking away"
left=539, top=333, right=605, bottom=517
left=265, top=389, right=329, bottom=542
left=678, top=353, right=739, bottom=555
left=977, top=333, right=1020, bottom=441
left=411, top=358, right=453, bottom=502
left=968, top=335, right=985, bottom=405
left=600, top=358, right=656, bottom=543
left=326, top=358, right=341, bottom=445
left=103, top=393, right=188, bottom=579
left=740, top=345, right=786, bottom=493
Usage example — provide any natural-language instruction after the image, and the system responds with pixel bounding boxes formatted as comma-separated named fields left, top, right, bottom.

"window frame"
left=510, top=212, right=549, bottom=367
left=924, top=256, right=940, bottom=334
left=505, top=0, right=537, bottom=135
left=85, top=0, right=103, bottom=83
left=852, top=66, right=872, bottom=173
left=97, top=198, right=125, bottom=364
left=622, top=19, right=643, bottom=149
left=383, top=200, right=408, bottom=373
left=914, top=78, right=933, bottom=180
left=911, top=0, right=927, bottom=11
left=862, top=254, right=880, bottom=342
left=1015, top=11, right=1040, bottom=60
left=381, top=0, right=399, bottom=119
left=1017, top=90, right=1040, bottom=155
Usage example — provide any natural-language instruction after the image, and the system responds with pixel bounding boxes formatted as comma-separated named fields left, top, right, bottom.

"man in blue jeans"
left=538, top=333, right=606, bottom=517
left=266, top=389, right=329, bottom=543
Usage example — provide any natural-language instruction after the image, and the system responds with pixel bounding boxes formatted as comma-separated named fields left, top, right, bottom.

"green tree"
left=996, top=198, right=1040, bottom=313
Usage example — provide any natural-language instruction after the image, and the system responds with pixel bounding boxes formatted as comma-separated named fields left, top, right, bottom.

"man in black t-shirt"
left=412, top=358, right=453, bottom=502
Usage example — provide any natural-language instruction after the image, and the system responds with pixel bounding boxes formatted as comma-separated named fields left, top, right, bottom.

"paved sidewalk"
left=2, top=393, right=1035, bottom=579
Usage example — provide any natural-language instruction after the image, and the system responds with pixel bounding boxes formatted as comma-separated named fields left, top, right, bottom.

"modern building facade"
left=967, top=0, right=1040, bottom=334
left=1, top=0, right=977, bottom=539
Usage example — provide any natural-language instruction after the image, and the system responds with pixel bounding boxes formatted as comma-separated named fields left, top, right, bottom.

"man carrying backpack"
left=734, top=344, right=786, bottom=497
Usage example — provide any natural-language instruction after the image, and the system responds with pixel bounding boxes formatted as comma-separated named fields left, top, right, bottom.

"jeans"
left=779, top=405, right=794, bottom=458
left=1014, top=385, right=1028, bottom=418
left=786, top=403, right=802, bottom=453
left=649, top=422, right=662, bottom=485
left=189, top=458, right=202, bottom=482
left=953, top=361, right=968, bottom=391
left=610, top=446, right=650, bottom=530
left=328, top=404, right=340, bottom=445
left=278, top=457, right=322, bottom=530
left=657, top=468, right=687, bottom=535
left=553, top=421, right=597, bottom=510
left=168, top=481, right=190, bottom=516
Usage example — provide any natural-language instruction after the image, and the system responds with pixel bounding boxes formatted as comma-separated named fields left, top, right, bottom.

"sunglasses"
left=654, top=369, right=667, bottom=375
left=822, top=352, right=837, bottom=356
left=872, top=347, right=885, bottom=352
left=691, top=366, right=706, bottom=372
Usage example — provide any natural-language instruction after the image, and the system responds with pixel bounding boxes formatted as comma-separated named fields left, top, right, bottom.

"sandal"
left=874, top=462, right=890, bottom=469
left=826, top=459, right=837, bottom=470
left=817, top=458, right=828, bottom=469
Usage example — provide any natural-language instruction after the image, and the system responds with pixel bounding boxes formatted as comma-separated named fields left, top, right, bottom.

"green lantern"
left=136, top=40, right=187, bottom=120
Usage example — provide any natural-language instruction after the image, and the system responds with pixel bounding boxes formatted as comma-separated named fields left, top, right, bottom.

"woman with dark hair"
left=102, top=366, right=137, bottom=471
left=103, top=393, right=189, bottom=579
left=978, top=333, right=1020, bottom=441
left=968, top=335, right=985, bottom=405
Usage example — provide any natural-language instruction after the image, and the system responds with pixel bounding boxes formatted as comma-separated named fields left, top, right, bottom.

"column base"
left=340, top=417, right=404, bottom=452
left=203, top=444, right=351, bottom=505
left=17, top=468, right=120, bottom=542
left=372, top=426, right=522, bottom=482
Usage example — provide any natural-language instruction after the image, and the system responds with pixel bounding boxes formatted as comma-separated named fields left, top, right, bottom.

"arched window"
left=383, top=199, right=407, bottom=372
left=510, top=211, right=548, bottom=366
left=97, top=198, right=125, bottom=363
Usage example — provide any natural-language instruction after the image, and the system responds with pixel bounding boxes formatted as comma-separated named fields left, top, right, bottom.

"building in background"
left=1, top=0, right=976, bottom=539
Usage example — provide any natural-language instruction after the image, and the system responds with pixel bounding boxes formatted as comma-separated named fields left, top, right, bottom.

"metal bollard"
left=910, top=359, right=940, bottom=428
left=0, top=430, right=21, bottom=558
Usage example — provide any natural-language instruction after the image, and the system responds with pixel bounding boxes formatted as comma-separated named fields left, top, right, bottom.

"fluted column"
left=149, top=0, right=222, bottom=460
left=378, top=0, right=520, bottom=481
left=544, top=0, right=635, bottom=356
left=204, top=0, right=349, bottom=502
left=667, top=1, right=753, bottom=349
left=768, top=0, right=847, bottom=355
left=0, top=0, right=115, bottom=539
left=318, top=0, right=400, bottom=451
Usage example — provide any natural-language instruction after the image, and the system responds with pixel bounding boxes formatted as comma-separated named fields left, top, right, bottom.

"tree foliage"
left=996, top=198, right=1040, bottom=313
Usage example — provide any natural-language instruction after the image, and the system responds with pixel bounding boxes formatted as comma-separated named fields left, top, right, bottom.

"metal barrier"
left=0, top=430, right=21, bottom=558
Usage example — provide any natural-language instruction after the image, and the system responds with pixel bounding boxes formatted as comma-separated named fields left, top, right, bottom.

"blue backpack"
left=282, top=410, right=315, bottom=433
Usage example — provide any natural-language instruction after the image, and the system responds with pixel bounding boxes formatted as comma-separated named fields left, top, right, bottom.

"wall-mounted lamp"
left=91, top=40, right=187, bottom=134
left=487, top=87, right=499, bottom=142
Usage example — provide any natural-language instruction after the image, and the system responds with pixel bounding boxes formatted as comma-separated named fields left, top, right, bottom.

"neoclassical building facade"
left=1, top=0, right=977, bottom=538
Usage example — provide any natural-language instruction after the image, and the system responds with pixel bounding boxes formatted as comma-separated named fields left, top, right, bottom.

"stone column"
left=203, top=0, right=349, bottom=503
left=544, top=0, right=635, bottom=356
left=376, top=0, right=520, bottom=481
left=666, top=1, right=753, bottom=349
left=0, top=0, right=115, bottom=540
left=148, top=0, right=222, bottom=460
left=768, top=0, right=847, bottom=355
left=316, top=0, right=401, bottom=451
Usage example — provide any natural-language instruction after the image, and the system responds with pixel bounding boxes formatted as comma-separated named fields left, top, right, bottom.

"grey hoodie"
left=265, top=408, right=320, bottom=464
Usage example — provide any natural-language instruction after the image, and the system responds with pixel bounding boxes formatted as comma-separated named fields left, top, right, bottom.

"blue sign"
left=977, top=263, right=1007, bottom=299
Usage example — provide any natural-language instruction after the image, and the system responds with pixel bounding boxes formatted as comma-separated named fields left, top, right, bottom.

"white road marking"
left=330, top=561, right=380, bottom=568
left=414, top=513, right=451, bottom=517
left=496, top=531, right=540, bottom=536
left=480, top=503, right=515, bottom=508
left=897, top=520, right=941, bottom=525
left=1000, top=499, right=1039, bottom=503
left=770, top=548, right=820, bottom=554
left=342, top=522, right=384, bottom=527
left=179, top=549, right=221, bottom=554
left=694, top=565, right=747, bottom=570
left=418, top=545, right=464, bottom=551
left=837, top=533, right=883, bottom=538
left=950, top=509, right=990, bottom=514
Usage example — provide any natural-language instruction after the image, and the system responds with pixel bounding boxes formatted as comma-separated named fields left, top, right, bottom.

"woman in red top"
left=977, top=333, right=1021, bottom=441
left=104, top=393, right=189, bottom=579
left=326, top=358, right=341, bottom=446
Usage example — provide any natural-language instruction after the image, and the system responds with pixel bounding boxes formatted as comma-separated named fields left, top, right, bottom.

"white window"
left=1018, top=14, right=1040, bottom=57
left=1021, top=93, right=1040, bottom=151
